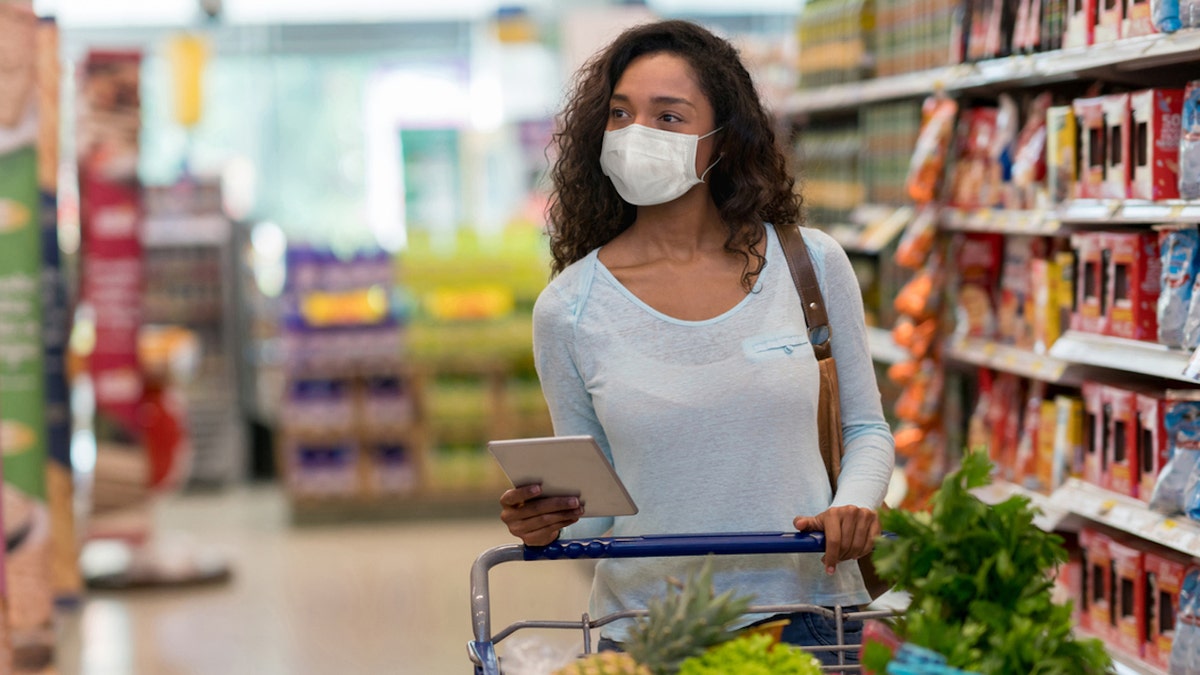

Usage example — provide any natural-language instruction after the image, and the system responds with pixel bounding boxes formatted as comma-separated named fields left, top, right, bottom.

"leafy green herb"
left=864, top=451, right=1113, bottom=674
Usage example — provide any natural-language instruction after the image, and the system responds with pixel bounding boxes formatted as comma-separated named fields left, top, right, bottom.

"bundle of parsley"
left=862, top=451, right=1114, bottom=674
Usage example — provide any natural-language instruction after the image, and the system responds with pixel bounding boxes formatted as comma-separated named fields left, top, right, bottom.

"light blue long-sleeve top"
left=531, top=223, right=895, bottom=641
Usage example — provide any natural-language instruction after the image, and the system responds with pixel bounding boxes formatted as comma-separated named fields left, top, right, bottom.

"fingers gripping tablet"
left=488, top=436, right=638, bottom=517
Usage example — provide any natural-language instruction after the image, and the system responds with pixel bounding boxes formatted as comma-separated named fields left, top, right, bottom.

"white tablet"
left=488, top=435, right=638, bottom=517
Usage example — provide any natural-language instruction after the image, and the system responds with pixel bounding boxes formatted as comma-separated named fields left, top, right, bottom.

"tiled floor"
left=54, top=486, right=596, bottom=675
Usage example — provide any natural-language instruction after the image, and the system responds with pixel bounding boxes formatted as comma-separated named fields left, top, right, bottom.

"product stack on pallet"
left=792, top=1, right=1200, bottom=671
left=278, top=246, right=425, bottom=522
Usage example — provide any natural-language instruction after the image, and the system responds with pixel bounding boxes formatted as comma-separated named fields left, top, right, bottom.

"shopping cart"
left=467, top=531, right=897, bottom=674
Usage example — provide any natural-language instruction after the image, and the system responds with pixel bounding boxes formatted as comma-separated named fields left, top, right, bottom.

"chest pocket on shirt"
left=742, top=333, right=809, bottom=362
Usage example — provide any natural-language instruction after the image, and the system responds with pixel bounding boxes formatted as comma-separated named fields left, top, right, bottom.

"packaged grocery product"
left=1129, top=88, right=1184, bottom=201
left=1168, top=568, right=1200, bottom=673
left=1011, top=93, right=1051, bottom=209
left=1051, top=394, right=1085, bottom=489
left=1082, top=527, right=1115, bottom=640
left=1102, top=93, right=1131, bottom=200
left=1104, top=385, right=1139, bottom=497
left=1072, top=232, right=1110, bottom=334
left=1157, top=226, right=1199, bottom=347
left=1107, top=538, right=1147, bottom=658
left=895, top=205, right=938, bottom=269
left=1013, top=381, right=1047, bottom=487
left=1073, top=96, right=1107, bottom=199
left=1030, top=255, right=1062, bottom=353
left=1181, top=81, right=1200, bottom=200
left=1046, top=105, right=1078, bottom=204
left=997, top=236, right=1045, bottom=348
left=1095, top=0, right=1125, bottom=41
left=1147, top=398, right=1200, bottom=518
left=948, top=106, right=1000, bottom=209
left=951, top=233, right=1003, bottom=339
left=1081, top=381, right=1107, bottom=487
left=1065, top=0, right=1097, bottom=47
left=1125, top=0, right=1158, bottom=34
left=1144, top=550, right=1192, bottom=670
left=906, top=95, right=959, bottom=204
left=1105, top=230, right=1161, bottom=342
left=1152, top=0, right=1183, bottom=31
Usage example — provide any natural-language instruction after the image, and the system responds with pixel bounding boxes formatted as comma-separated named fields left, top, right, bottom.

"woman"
left=499, top=19, right=895, bottom=662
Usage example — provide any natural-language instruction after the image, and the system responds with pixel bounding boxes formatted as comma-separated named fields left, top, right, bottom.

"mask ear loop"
left=698, top=126, right=724, bottom=182
left=699, top=153, right=723, bottom=182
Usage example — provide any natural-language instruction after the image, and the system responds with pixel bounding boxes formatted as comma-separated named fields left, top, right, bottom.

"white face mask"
left=600, top=124, right=722, bottom=206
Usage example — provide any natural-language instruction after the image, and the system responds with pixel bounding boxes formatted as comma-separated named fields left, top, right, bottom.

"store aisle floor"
left=54, top=486, right=597, bottom=675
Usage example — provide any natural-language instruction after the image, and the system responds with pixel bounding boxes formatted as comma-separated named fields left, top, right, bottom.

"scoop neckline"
left=591, top=224, right=776, bottom=327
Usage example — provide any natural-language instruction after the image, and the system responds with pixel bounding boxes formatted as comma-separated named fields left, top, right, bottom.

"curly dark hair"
left=546, top=19, right=802, bottom=289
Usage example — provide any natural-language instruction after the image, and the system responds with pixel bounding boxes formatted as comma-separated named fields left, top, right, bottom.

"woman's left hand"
left=793, top=506, right=880, bottom=575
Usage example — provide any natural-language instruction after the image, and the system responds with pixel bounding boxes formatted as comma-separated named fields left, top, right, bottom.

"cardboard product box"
left=1108, top=537, right=1147, bottom=658
left=1080, top=527, right=1115, bottom=638
left=1093, top=0, right=1123, bottom=42
left=1053, top=394, right=1086, bottom=486
left=1064, top=0, right=1095, bottom=47
left=1047, top=105, right=1078, bottom=203
left=1137, top=392, right=1167, bottom=502
left=1082, top=382, right=1108, bottom=487
left=1124, top=0, right=1157, bottom=37
left=1056, top=249, right=1077, bottom=334
left=1034, top=398, right=1060, bottom=492
left=1105, top=230, right=1161, bottom=341
left=1031, top=255, right=1062, bottom=353
left=1103, top=93, right=1132, bottom=199
left=1143, top=550, right=1193, bottom=670
left=1105, top=385, right=1140, bottom=497
left=1074, top=96, right=1108, bottom=198
left=1072, top=232, right=1109, bottom=334
left=1130, top=88, right=1185, bottom=201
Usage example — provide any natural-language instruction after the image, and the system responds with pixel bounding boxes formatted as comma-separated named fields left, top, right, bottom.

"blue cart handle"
left=523, top=531, right=828, bottom=561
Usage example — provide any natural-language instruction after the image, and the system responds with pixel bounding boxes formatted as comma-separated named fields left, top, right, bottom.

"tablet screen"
left=488, top=435, right=638, bottom=517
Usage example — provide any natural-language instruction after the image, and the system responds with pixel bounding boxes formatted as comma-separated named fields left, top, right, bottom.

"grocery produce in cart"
left=553, top=558, right=823, bottom=675
left=861, top=452, right=1112, bottom=674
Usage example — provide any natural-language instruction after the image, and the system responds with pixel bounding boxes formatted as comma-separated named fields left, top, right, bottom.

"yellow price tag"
left=1163, top=519, right=1178, bottom=530
left=1099, top=499, right=1117, bottom=515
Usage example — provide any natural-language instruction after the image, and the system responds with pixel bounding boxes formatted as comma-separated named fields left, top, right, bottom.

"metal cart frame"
left=468, top=531, right=895, bottom=674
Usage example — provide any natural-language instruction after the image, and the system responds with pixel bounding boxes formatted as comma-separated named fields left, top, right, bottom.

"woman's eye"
left=609, top=108, right=628, bottom=119
left=660, top=113, right=681, bottom=123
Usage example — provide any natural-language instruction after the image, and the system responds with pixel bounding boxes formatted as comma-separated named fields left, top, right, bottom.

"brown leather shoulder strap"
left=776, top=224, right=832, bottom=361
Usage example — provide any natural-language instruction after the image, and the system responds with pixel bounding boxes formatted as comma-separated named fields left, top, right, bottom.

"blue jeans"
left=597, top=608, right=863, bottom=667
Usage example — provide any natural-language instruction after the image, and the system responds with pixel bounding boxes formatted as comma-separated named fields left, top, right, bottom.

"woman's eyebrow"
left=609, top=92, right=696, bottom=109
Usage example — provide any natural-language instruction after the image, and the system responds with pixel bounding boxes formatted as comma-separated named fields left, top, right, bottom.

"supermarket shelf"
left=940, top=208, right=1065, bottom=235
left=980, top=478, right=1200, bottom=560
left=1047, top=331, right=1197, bottom=383
left=1052, top=478, right=1200, bottom=558
left=1077, top=629, right=1169, bottom=675
left=972, top=479, right=1072, bottom=532
left=822, top=204, right=913, bottom=255
left=940, top=201, right=1200, bottom=235
left=782, top=29, right=1200, bottom=116
left=1058, top=199, right=1200, bottom=225
left=946, top=337, right=1082, bottom=385
left=867, top=326, right=908, bottom=365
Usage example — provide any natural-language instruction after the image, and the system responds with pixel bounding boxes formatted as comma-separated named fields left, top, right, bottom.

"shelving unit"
left=977, top=478, right=1200, bottom=562
left=783, top=30, right=1200, bottom=116
left=867, top=326, right=908, bottom=365
left=787, top=16, right=1200, bottom=672
left=945, top=337, right=1081, bottom=386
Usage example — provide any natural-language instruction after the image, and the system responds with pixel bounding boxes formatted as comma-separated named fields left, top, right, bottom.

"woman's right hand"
left=499, top=484, right=585, bottom=547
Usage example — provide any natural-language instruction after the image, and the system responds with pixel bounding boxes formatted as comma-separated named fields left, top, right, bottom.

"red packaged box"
left=1080, top=527, right=1115, bottom=639
left=1072, top=232, right=1109, bottom=334
left=1137, top=392, right=1167, bottom=502
left=1109, top=538, right=1147, bottom=658
left=1065, top=0, right=1096, bottom=48
left=1125, top=0, right=1157, bottom=37
left=1103, top=93, right=1132, bottom=199
left=1144, top=550, right=1193, bottom=670
left=1105, top=231, right=1161, bottom=341
left=1105, top=385, right=1139, bottom=497
left=1082, top=382, right=1107, bottom=487
left=1130, top=88, right=1185, bottom=201
left=1094, top=0, right=1123, bottom=42
left=1074, top=96, right=1107, bottom=198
